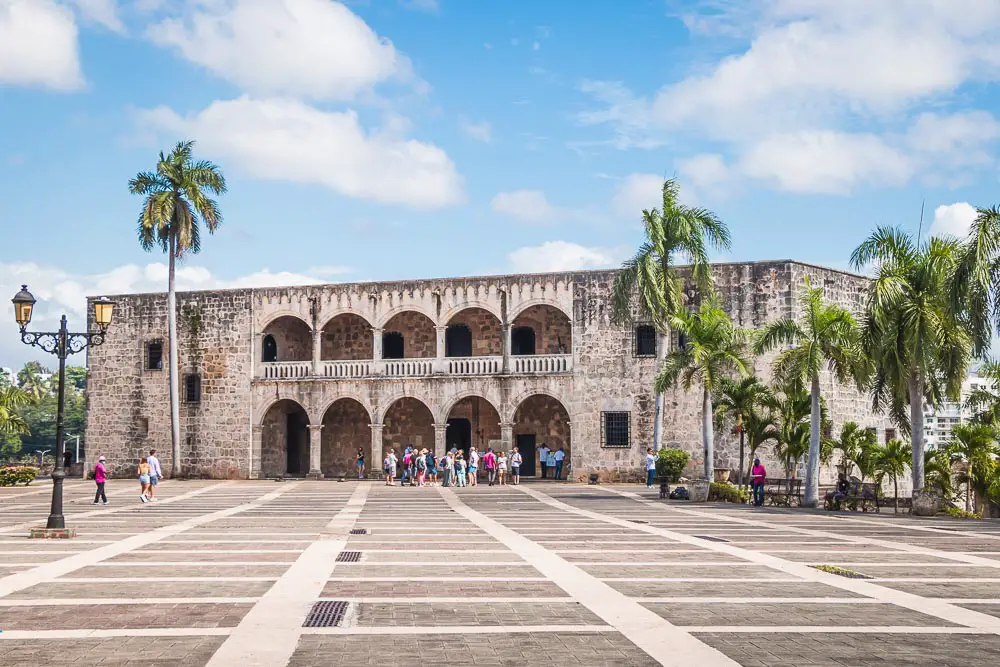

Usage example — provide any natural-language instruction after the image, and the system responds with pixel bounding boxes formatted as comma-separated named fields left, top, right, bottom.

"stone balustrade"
left=512, top=354, right=572, bottom=374
left=446, top=356, right=502, bottom=375
left=321, top=360, right=373, bottom=379
left=260, top=361, right=311, bottom=380
left=256, top=353, right=572, bottom=379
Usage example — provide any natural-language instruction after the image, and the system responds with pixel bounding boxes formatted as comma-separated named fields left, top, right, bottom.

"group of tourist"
left=88, top=448, right=163, bottom=505
left=376, top=443, right=565, bottom=487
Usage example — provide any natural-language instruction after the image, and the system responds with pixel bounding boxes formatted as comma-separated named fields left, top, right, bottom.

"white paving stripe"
left=54, top=577, right=277, bottom=582
left=301, top=625, right=616, bottom=635
left=0, top=628, right=232, bottom=640
left=0, top=597, right=261, bottom=606
left=528, top=487, right=1000, bottom=635
left=684, top=626, right=990, bottom=634
left=439, top=487, right=741, bottom=667
left=205, top=483, right=370, bottom=667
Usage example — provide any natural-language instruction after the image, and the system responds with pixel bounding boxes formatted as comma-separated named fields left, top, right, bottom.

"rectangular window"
left=146, top=341, right=163, bottom=370
left=634, top=325, right=656, bottom=357
left=885, top=427, right=897, bottom=443
left=184, top=374, right=201, bottom=403
left=602, top=411, right=630, bottom=448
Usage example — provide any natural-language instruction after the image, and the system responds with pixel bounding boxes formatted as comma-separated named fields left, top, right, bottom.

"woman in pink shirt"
left=93, top=455, right=108, bottom=505
left=750, top=458, right=766, bottom=507
left=483, top=448, right=498, bottom=486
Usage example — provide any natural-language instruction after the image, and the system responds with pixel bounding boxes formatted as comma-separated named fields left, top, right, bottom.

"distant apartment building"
left=923, top=372, right=988, bottom=449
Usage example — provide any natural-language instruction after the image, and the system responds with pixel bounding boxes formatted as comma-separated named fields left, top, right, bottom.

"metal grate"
left=634, top=324, right=657, bottom=357
left=349, top=528, right=368, bottom=535
left=303, top=601, right=349, bottom=628
left=601, top=411, right=631, bottom=448
left=336, top=551, right=362, bottom=563
left=693, top=535, right=729, bottom=543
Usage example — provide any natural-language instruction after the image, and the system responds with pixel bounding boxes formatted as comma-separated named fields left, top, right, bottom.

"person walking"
left=384, top=449, right=397, bottom=486
left=484, top=448, right=498, bottom=486
left=146, top=449, right=162, bottom=501
left=546, top=448, right=557, bottom=480
left=356, top=447, right=366, bottom=479
left=538, top=442, right=550, bottom=479
left=416, top=449, right=428, bottom=486
left=93, top=455, right=108, bottom=505
left=497, top=451, right=508, bottom=486
left=401, top=447, right=412, bottom=485
left=645, top=447, right=656, bottom=489
left=510, top=447, right=522, bottom=485
left=426, top=449, right=438, bottom=486
left=455, top=452, right=467, bottom=487
left=137, top=457, right=151, bottom=503
left=553, top=447, right=565, bottom=480
left=750, top=458, right=767, bottom=507
left=441, top=451, right=453, bottom=487
left=468, top=446, right=480, bottom=487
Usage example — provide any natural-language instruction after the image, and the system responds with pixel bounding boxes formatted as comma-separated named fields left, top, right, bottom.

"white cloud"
left=460, top=118, right=492, bottom=143
left=611, top=173, right=663, bottom=219
left=147, top=0, right=410, bottom=100
left=906, top=111, right=1000, bottom=167
left=929, top=202, right=978, bottom=239
left=490, top=190, right=562, bottom=224
left=307, top=265, right=352, bottom=277
left=135, top=97, right=464, bottom=210
left=676, top=154, right=730, bottom=191
left=508, top=241, right=623, bottom=273
left=0, top=0, right=83, bottom=91
left=70, top=0, right=124, bottom=33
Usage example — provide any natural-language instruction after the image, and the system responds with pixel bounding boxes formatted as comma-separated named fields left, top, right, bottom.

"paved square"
left=2, top=480, right=1000, bottom=665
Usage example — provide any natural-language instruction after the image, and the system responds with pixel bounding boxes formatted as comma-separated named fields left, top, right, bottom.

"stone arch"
left=321, top=313, right=373, bottom=361
left=504, top=388, right=570, bottom=423
left=509, top=299, right=572, bottom=322
left=512, top=393, right=571, bottom=479
left=381, top=396, right=435, bottom=455
left=443, top=394, right=502, bottom=458
left=438, top=391, right=503, bottom=424
left=259, top=398, right=310, bottom=478
left=317, top=308, right=374, bottom=331
left=382, top=311, right=435, bottom=359
left=321, top=398, right=372, bottom=478
left=260, top=315, right=312, bottom=362
left=444, top=307, right=503, bottom=357
left=511, top=303, right=572, bottom=354
left=259, top=310, right=312, bottom=331
left=376, top=304, right=436, bottom=329
left=441, top=300, right=502, bottom=324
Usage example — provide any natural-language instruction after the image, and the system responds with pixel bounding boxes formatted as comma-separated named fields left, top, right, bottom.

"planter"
left=911, top=489, right=942, bottom=517
left=689, top=479, right=710, bottom=502
left=713, top=468, right=731, bottom=483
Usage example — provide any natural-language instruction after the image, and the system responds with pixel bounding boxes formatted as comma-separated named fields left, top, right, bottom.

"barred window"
left=602, top=411, right=631, bottom=448
left=634, top=325, right=656, bottom=357
left=885, top=428, right=897, bottom=443
left=146, top=341, right=163, bottom=370
left=184, top=374, right=201, bottom=403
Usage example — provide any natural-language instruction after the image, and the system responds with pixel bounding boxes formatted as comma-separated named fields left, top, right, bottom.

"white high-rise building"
left=923, top=372, right=989, bottom=449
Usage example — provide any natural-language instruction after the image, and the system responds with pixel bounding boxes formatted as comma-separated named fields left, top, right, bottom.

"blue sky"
left=1, top=0, right=999, bottom=367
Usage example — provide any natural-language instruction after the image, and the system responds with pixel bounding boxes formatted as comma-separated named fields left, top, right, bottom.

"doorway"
left=447, top=418, right=471, bottom=458
left=262, top=334, right=277, bottom=362
left=511, top=327, right=536, bottom=355
left=285, top=411, right=308, bottom=475
left=516, top=434, right=536, bottom=477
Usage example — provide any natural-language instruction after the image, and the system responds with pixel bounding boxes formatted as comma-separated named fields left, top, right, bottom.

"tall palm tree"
left=655, top=298, right=751, bottom=480
left=851, top=227, right=971, bottom=493
left=834, top=421, right=877, bottom=480
left=16, top=361, right=49, bottom=401
left=949, top=423, right=1000, bottom=512
left=951, top=205, right=1000, bottom=359
left=130, top=140, right=226, bottom=477
left=714, top=375, right=776, bottom=487
left=966, top=360, right=1000, bottom=425
left=611, top=179, right=731, bottom=451
left=743, top=408, right=779, bottom=476
left=873, top=438, right=912, bottom=513
left=923, top=448, right=954, bottom=500
left=0, top=386, right=30, bottom=437
left=753, top=278, right=867, bottom=506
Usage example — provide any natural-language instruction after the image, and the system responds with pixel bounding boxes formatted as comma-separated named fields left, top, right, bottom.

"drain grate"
left=349, top=528, right=368, bottom=535
left=336, top=551, right=362, bottom=563
left=693, top=535, right=729, bottom=543
left=303, top=601, right=349, bottom=628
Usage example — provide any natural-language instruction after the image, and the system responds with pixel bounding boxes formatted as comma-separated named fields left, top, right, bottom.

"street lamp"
left=12, top=285, right=115, bottom=535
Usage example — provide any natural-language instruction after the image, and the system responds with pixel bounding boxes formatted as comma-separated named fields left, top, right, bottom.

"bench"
left=826, top=480, right=879, bottom=512
left=763, top=478, right=803, bottom=506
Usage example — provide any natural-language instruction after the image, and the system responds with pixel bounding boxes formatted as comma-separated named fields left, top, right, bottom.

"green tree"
left=611, top=178, right=731, bottom=452
left=654, top=298, right=751, bottom=480
left=965, top=360, right=1000, bottom=426
left=130, top=140, right=226, bottom=476
left=834, top=421, right=878, bottom=481
left=714, top=375, right=776, bottom=487
left=949, top=423, right=1000, bottom=512
left=873, top=438, right=912, bottom=513
left=17, top=361, right=50, bottom=401
left=851, top=227, right=971, bottom=492
left=0, top=386, right=31, bottom=462
left=65, top=366, right=87, bottom=393
left=18, top=390, right=86, bottom=456
left=753, top=278, right=867, bottom=506
left=923, top=448, right=954, bottom=500
left=742, top=407, right=779, bottom=476
left=950, top=205, right=1000, bottom=358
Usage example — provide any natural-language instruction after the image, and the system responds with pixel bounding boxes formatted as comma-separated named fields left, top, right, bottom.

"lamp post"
left=11, top=285, right=114, bottom=535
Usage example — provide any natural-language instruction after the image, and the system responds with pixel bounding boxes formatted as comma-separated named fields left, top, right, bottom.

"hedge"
left=0, top=466, right=38, bottom=486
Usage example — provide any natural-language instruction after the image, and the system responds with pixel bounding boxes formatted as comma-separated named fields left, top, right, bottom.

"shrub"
left=656, top=448, right=689, bottom=483
left=0, top=465, right=38, bottom=486
left=943, top=506, right=982, bottom=519
left=709, top=481, right=750, bottom=504
left=811, top=564, right=873, bottom=579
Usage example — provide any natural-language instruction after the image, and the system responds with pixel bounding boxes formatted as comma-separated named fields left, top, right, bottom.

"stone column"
left=370, top=423, right=384, bottom=475
left=372, top=327, right=385, bottom=376
left=434, top=423, right=448, bottom=457
left=307, top=425, right=323, bottom=479
left=500, top=422, right=514, bottom=452
left=434, top=325, right=447, bottom=373
left=565, top=421, right=572, bottom=481
left=311, top=328, right=322, bottom=376
left=502, top=324, right=511, bottom=373
left=250, top=425, right=263, bottom=479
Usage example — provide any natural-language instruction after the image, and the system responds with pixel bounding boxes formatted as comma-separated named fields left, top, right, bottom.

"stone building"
left=85, top=260, right=892, bottom=482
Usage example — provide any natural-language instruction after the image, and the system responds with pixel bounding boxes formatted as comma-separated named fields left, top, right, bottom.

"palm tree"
left=16, top=361, right=49, bottom=401
left=611, top=179, right=731, bottom=451
left=923, top=448, right=954, bottom=500
left=655, top=298, right=750, bottom=480
left=0, top=386, right=30, bottom=437
left=873, top=438, right=912, bottom=513
left=714, top=376, right=776, bottom=487
left=949, top=423, right=1000, bottom=512
left=951, top=205, right=1000, bottom=359
left=130, top=140, right=227, bottom=477
left=753, top=278, right=867, bottom=507
left=772, top=381, right=811, bottom=478
left=834, top=421, right=877, bottom=480
left=966, top=360, right=1000, bottom=425
left=851, top=227, right=971, bottom=493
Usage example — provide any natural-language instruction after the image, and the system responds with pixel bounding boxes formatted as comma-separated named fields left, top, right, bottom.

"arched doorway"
left=321, top=314, right=373, bottom=360
left=321, top=398, right=371, bottom=478
left=262, top=334, right=278, bottom=362
left=512, top=394, right=571, bottom=479
left=445, top=308, right=502, bottom=356
left=511, top=305, right=572, bottom=354
left=382, top=312, right=435, bottom=358
left=260, top=316, right=312, bottom=362
left=382, top=397, right=435, bottom=455
left=260, top=399, right=310, bottom=477
left=445, top=396, right=501, bottom=458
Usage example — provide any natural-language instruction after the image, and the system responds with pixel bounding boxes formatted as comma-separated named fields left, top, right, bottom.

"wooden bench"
left=763, top=478, right=803, bottom=506
left=826, top=480, right=879, bottom=512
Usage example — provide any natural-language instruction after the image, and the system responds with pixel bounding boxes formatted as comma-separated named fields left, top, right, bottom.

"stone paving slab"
left=559, top=551, right=733, bottom=563
left=877, top=581, right=1000, bottom=598
left=330, top=563, right=542, bottom=578
left=959, top=603, right=1000, bottom=619
left=106, top=551, right=301, bottom=563
left=359, top=551, right=525, bottom=563
left=322, top=580, right=570, bottom=598
left=354, top=601, right=603, bottom=626
left=0, top=636, right=228, bottom=666
left=643, top=601, right=956, bottom=627
left=0, top=603, right=252, bottom=629
left=582, top=564, right=784, bottom=579
left=67, top=564, right=292, bottom=578
left=6, top=580, right=275, bottom=599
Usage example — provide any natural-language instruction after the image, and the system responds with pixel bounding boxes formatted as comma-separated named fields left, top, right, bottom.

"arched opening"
left=511, top=305, right=571, bottom=354
left=321, top=398, right=371, bottom=478
left=260, top=399, right=310, bottom=477
left=262, top=335, right=278, bottom=362
left=445, top=324, right=472, bottom=357
left=382, top=311, right=435, bottom=358
left=382, top=397, right=435, bottom=455
left=321, top=314, right=373, bottom=360
left=445, top=308, right=502, bottom=356
left=511, top=326, right=536, bottom=356
left=261, top=316, right=312, bottom=362
left=513, top=394, right=570, bottom=479
left=446, top=396, right=501, bottom=458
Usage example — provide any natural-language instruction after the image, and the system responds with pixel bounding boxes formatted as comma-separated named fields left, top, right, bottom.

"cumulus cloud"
left=70, top=0, right=125, bottom=33
left=929, top=202, right=978, bottom=239
left=147, top=0, right=411, bottom=100
left=460, top=118, right=492, bottom=143
left=135, top=97, right=464, bottom=210
left=611, top=173, right=663, bottom=219
left=0, top=0, right=83, bottom=91
left=490, top=190, right=563, bottom=224
left=508, top=241, right=624, bottom=273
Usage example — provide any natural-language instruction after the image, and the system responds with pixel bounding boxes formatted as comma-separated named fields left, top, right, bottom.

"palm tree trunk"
left=893, top=475, right=898, bottom=513
left=909, top=373, right=925, bottom=490
left=966, top=477, right=972, bottom=512
left=803, top=373, right=821, bottom=507
left=702, top=386, right=713, bottom=480
left=652, top=332, right=666, bottom=450
left=167, top=234, right=181, bottom=477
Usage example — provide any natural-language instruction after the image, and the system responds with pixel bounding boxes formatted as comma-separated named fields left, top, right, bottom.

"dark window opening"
left=511, top=326, right=536, bottom=356
left=383, top=331, right=404, bottom=359
left=445, top=324, right=472, bottom=357
left=634, top=325, right=656, bottom=357
left=184, top=374, right=201, bottom=403
left=146, top=341, right=163, bottom=370
left=885, top=428, right=897, bottom=443
left=262, top=334, right=277, bottom=362
left=676, top=332, right=688, bottom=352
left=602, top=411, right=631, bottom=448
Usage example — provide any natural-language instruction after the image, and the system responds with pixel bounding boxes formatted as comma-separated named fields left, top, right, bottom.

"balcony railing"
left=447, top=356, right=502, bottom=375
left=383, top=359, right=435, bottom=377
left=512, top=354, right=572, bottom=374
left=260, top=361, right=311, bottom=380
left=256, top=353, right=572, bottom=379
left=322, top=360, right=373, bottom=379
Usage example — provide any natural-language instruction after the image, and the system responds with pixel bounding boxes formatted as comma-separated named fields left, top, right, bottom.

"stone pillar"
left=370, top=423, right=384, bottom=475
left=502, top=325, right=511, bottom=373
left=434, top=423, right=448, bottom=457
left=500, top=422, right=514, bottom=452
left=307, top=425, right=323, bottom=479
left=250, top=425, right=263, bottom=479
left=311, top=328, right=322, bottom=376
left=372, top=327, right=385, bottom=376
left=565, top=421, right=572, bottom=481
left=434, top=326, right=447, bottom=373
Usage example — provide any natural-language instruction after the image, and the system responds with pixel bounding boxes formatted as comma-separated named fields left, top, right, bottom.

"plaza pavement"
left=0, top=479, right=999, bottom=665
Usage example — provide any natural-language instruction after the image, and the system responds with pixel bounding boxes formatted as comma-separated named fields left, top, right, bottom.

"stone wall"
left=382, top=396, right=435, bottom=454
left=260, top=399, right=309, bottom=477
left=320, top=398, right=369, bottom=477
left=321, top=314, right=372, bottom=360
left=512, top=394, right=571, bottom=474
left=383, top=311, right=435, bottom=358
left=447, top=396, right=501, bottom=450
left=512, top=305, right=572, bottom=354
left=446, top=308, right=502, bottom=356
left=262, top=316, right=311, bottom=362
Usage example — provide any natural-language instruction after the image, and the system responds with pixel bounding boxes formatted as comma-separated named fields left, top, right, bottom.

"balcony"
left=256, top=354, right=573, bottom=380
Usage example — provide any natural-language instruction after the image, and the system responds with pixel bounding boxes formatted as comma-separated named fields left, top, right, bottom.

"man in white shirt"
left=553, top=447, right=565, bottom=480
left=146, top=449, right=162, bottom=501
left=645, top=447, right=656, bottom=488
left=538, top=443, right=550, bottom=479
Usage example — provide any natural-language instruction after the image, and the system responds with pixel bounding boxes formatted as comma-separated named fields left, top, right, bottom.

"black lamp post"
left=11, top=285, right=115, bottom=533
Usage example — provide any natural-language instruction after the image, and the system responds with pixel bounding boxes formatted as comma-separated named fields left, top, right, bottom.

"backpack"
left=669, top=487, right=690, bottom=500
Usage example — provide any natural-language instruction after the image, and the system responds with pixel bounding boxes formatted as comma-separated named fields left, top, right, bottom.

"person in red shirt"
left=93, top=456, right=108, bottom=505
left=750, top=458, right=766, bottom=507
left=483, top=448, right=498, bottom=486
